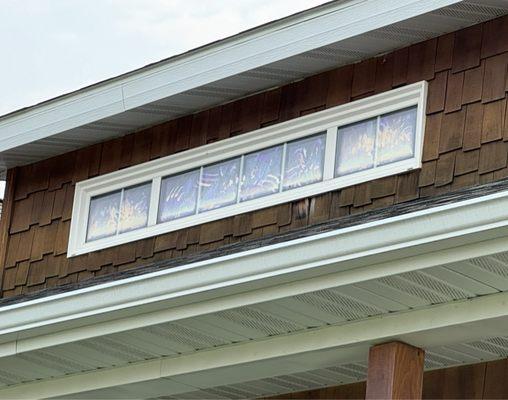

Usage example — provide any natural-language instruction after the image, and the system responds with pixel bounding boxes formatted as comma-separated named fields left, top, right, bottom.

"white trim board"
left=2, top=186, right=508, bottom=355
left=68, top=82, right=427, bottom=256
left=3, top=291, right=508, bottom=399
left=0, top=0, right=459, bottom=157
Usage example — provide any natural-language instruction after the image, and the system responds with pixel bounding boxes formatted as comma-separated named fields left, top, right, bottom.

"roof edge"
left=0, top=0, right=460, bottom=158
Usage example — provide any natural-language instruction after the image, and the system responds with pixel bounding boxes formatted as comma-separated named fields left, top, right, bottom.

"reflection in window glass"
left=377, top=107, right=416, bottom=166
left=158, top=170, right=200, bottom=223
left=240, top=145, right=283, bottom=201
left=87, top=191, right=121, bottom=242
left=335, top=119, right=377, bottom=177
left=199, top=158, right=241, bottom=212
left=283, top=134, right=326, bottom=190
left=118, top=183, right=151, bottom=234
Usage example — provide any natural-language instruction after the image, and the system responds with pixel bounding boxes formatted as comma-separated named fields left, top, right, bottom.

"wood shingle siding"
left=2, top=16, right=508, bottom=298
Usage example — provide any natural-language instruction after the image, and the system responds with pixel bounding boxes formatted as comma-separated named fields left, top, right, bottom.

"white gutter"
left=0, top=0, right=460, bottom=154
left=2, top=188, right=508, bottom=354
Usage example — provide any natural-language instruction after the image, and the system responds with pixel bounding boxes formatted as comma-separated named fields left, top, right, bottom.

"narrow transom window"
left=69, top=81, right=427, bottom=256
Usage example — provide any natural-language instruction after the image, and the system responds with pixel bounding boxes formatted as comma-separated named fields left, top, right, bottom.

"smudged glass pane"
left=240, top=145, right=283, bottom=201
left=118, top=182, right=151, bottom=234
left=199, top=158, right=241, bottom=212
left=335, top=118, right=376, bottom=176
left=283, top=134, right=326, bottom=190
left=158, top=170, right=200, bottom=223
left=377, top=107, right=417, bottom=166
left=87, top=191, right=121, bottom=242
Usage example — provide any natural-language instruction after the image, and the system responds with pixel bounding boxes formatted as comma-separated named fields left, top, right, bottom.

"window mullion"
left=279, top=143, right=288, bottom=192
left=236, top=155, right=244, bottom=203
left=323, top=127, right=337, bottom=180
left=115, top=189, right=125, bottom=236
left=147, top=177, right=162, bottom=226
left=195, top=167, right=204, bottom=214
left=373, top=115, right=381, bottom=167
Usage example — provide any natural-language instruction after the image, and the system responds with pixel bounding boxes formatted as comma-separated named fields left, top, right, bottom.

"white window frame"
left=68, top=81, right=427, bottom=257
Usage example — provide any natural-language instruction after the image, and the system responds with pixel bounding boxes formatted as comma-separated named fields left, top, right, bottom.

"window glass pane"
left=377, top=107, right=417, bottom=166
left=87, top=191, right=121, bottom=242
left=118, top=182, right=151, bottom=234
left=283, top=133, right=326, bottom=190
left=335, top=118, right=376, bottom=177
left=158, top=170, right=200, bottom=223
left=240, top=145, right=283, bottom=201
left=199, top=158, right=241, bottom=212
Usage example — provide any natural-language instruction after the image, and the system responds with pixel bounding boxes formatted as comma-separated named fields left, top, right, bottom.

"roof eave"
left=0, top=0, right=462, bottom=170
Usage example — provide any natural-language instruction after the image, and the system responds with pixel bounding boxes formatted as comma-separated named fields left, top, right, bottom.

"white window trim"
left=68, top=81, right=427, bottom=257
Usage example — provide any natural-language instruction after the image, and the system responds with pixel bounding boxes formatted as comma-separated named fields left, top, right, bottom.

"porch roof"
left=1, top=179, right=508, bottom=397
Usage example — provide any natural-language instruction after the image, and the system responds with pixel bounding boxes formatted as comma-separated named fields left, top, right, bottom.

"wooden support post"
left=365, top=341, right=424, bottom=400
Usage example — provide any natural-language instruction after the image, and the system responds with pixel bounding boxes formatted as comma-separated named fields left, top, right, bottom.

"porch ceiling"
left=1, top=0, right=507, bottom=173
left=3, top=252, right=508, bottom=398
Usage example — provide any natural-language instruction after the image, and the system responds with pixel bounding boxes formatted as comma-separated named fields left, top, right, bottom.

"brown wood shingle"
left=352, top=59, right=376, bottom=98
left=9, top=196, right=33, bottom=234
left=423, top=113, right=443, bottom=161
left=395, top=171, right=419, bottom=203
left=479, top=141, right=508, bottom=174
left=439, top=109, right=465, bottom=153
left=463, top=102, right=484, bottom=151
left=326, top=64, right=353, bottom=107
left=462, top=63, right=484, bottom=105
left=406, top=39, right=436, bottom=83
left=419, top=161, right=437, bottom=187
left=482, top=53, right=508, bottom=103
left=374, top=54, right=394, bottom=94
left=455, top=149, right=480, bottom=176
left=426, top=71, right=447, bottom=114
left=435, top=151, right=456, bottom=187
left=261, top=88, right=281, bottom=126
left=482, top=99, right=505, bottom=143
left=444, top=71, right=464, bottom=113
left=481, top=15, right=508, bottom=58
left=452, top=24, right=482, bottom=73
left=392, top=48, right=409, bottom=87
left=435, top=33, right=454, bottom=72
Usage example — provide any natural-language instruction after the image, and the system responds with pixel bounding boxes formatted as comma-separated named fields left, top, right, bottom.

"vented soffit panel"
left=0, top=0, right=507, bottom=173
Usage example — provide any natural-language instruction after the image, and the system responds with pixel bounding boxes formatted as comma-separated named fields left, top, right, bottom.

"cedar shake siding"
left=2, top=16, right=508, bottom=298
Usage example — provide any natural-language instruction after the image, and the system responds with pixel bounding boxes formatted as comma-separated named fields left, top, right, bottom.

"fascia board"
left=1, top=187, right=508, bottom=350
left=0, top=0, right=460, bottom=154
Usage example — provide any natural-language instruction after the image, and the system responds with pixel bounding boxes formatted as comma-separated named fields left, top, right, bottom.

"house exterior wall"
left=266, top=358, right=508, bottom=399
left=1, top=16, right=508, bottom=298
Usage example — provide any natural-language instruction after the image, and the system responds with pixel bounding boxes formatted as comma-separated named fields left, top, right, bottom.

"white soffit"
left=0, top=0, right=507, bottom=171
left=5, top=286, right=508, bottom=398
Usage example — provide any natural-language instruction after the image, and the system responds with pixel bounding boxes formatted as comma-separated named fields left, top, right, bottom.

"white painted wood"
left=147, top=177, right=161, bottom=226
left=323, top=127, right=337, bottom=180
left=68, top=82, right=427, bottom=256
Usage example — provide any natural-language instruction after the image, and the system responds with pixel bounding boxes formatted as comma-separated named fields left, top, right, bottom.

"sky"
left=1, top=0, right=328, bottom=116
left=0, top=0, right=329, bottom=199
